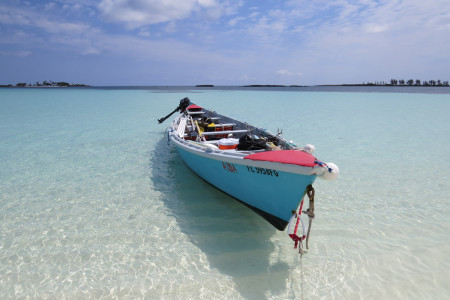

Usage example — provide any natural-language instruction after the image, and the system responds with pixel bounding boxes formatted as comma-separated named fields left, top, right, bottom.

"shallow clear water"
left=1, top=87, right=449, bottom=299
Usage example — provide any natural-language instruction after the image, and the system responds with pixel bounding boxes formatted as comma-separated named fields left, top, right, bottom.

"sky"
left=1, top=0, right=450, bottom=86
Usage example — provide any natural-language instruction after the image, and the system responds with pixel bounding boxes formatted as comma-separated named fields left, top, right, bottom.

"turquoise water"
left=1, top=87, right=449, bottom=299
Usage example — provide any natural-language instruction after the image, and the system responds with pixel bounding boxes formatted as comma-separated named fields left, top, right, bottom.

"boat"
left=158, top=97, right=338, bottom=233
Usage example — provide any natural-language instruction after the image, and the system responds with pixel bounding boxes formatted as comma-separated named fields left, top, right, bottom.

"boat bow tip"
left=319, top=162, right=339, bottom=180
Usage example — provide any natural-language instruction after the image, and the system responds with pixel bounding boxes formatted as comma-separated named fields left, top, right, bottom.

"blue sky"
left=1, top=0, right=449, bottom=86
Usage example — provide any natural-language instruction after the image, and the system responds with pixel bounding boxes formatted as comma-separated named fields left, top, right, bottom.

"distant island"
left=320, top=78, right=449, bottom=87
left=195, top=84, right=214, bottom=87
left=243, top=79, right=449, bottom=87
left=0, top=81, right=89, bottom=87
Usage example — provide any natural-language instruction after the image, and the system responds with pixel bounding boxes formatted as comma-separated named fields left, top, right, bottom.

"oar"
left=194, top=120, right=206, bottom=142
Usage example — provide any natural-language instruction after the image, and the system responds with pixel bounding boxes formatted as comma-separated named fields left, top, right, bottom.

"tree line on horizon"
left=364, top=79, right=449, bottom=86
left=6, top=81, right=87, bottom=87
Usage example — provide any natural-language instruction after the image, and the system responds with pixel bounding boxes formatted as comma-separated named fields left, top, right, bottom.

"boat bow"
left=159, top=98, right=339, bottom=232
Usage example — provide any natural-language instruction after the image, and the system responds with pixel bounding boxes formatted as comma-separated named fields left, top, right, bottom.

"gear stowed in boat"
left=158, top=97, right=339, bottom=238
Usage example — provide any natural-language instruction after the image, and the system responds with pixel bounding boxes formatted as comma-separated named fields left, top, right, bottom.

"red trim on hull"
left=244, top=150, right=317, bottom=167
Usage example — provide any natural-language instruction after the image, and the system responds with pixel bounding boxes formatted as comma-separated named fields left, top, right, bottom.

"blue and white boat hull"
left=163, top=99, right=339, bottom=231
left=174, top=142, right=317, bottom=230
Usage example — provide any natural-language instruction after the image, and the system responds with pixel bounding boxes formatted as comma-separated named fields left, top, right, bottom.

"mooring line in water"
left=300, top=253, right=304, bottom=300
left=291, top=250, right=305, bottom=300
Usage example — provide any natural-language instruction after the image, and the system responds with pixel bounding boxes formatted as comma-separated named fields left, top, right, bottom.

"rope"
left=289, top=197, right=307, bottom=254
left=303, top=185, right=315, bottom=250
left=300, top=252, right=304, bottom=300
left=289, top=184, right=316, bottom=253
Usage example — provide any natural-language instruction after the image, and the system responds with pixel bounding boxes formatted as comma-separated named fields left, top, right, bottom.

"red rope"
left=289, top=198, right=305, bottom=249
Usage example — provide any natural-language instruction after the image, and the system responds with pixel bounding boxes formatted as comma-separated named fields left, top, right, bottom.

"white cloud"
left=164, top=22, right=177, bottom=33
left=0, top=6, right=31, bottom=25
left=364, top=23, right=389, bottom=33
left=44, top=3, right=56, bottom=11
left=0, top=4, right=92, bottom=35
left=228, top=16, right=244, bottom=26
left=98, top=0, right=215, bottom=28
left=137, top=28, right=150, bottom=37
left=249, top=12, right=259, bottom=19
left=81, top=47, right=101, bottom=55
left=98, top=0, right=242, bottom=28
left=36, top=19, right=91, bottom=34
left=98, top=0, right=194, bottom=27
left=0, top=50, right=32, bottom=57
left=277, top=69, right=301, bottom=76
left=220, top=0, right=450, bottom=84
left=198, top=0, right=217, bottom=7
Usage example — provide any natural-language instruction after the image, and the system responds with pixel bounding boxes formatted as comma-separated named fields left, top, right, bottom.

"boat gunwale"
left=169, top=109, right=327, bottom=176
left=170, top=130, right=322, bottom=177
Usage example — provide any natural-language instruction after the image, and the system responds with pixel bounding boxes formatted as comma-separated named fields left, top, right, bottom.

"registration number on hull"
left=222, top=162, right=238, bottom=173
left=221, top=162, right=279, bottom=177
left=247, top=166, right=279, bottom=177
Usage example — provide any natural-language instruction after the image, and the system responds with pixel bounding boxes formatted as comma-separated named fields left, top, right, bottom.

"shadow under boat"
left=150, top=136, right=291, bottom=299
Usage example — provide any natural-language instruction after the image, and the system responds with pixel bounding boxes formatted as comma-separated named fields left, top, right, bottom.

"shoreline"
left=0, top=85, right=89, bottom=88
left=1, top=84, right=449, bottom=88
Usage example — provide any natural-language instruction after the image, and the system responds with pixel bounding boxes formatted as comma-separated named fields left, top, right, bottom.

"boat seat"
left=186, top=110, right=205, bottom=115
left=200, top=129, right=250, bottom=136
left=201, top=140, right=219, bottom=144
left=210, top=123, right=236, bottom=127
left=186, top=123, right=236, bottom=130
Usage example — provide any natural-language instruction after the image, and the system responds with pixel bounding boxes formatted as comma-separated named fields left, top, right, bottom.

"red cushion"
left=244, top=150, right=317, bottom=167
left=187, top=104, right=202, bottom=110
